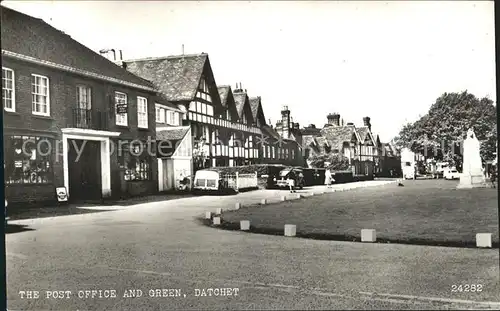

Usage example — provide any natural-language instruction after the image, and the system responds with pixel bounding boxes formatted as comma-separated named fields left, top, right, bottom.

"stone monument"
left=457, top=128, right=487, bottom=188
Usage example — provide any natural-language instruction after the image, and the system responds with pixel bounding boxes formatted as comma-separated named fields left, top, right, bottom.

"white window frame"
left=2, top=67, right=15, bottom=112
left=76, top=85, right=92, bottom=109
left=31, top=74, right=50, bottom=116
left=137, top=96, right=148, bottom=129
left=115, top=91, right=128, bottom=126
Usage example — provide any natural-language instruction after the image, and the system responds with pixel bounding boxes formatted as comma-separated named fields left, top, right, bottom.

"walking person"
left=324, top=168, right=332, bottom=188
left=490, top=166, right=497, bottom=188
left=287, top=170, right=296, bottom=193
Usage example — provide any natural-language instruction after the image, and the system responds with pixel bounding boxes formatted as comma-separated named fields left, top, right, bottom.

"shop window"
left=4, top=135, right=53, bottom=184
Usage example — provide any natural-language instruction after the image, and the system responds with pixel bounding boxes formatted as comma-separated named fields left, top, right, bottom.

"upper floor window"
left=2, top=67, right=15, bottom=112
left=76, top=85, right=91, bottom=109
left=166, top=110, right=180, bottom=126
left=155, top=104, right=165, bottom=123
left=115, top=92, right=128, bottom=126
left=137, top=96, right=148, bottom=128
left=31, top=74, right=50, bottom=116
left=226, top=110, right=231, bottom=121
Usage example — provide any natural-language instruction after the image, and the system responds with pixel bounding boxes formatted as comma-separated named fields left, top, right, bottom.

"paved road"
left=6, top=180, right=500, bottom=310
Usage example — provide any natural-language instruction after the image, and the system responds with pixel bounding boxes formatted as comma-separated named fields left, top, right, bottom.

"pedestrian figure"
left=490, top=167, right=497, bottom=188
left=324, top=169, right=332, bottom=188
left=287, top=170, right=296, bottom=193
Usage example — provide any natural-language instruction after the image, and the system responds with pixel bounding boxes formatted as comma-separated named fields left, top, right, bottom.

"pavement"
left=6, top=179, right=500, bottom=310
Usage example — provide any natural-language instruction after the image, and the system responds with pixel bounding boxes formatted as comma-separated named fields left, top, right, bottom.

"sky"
left=2, top=1, right=496, bottom=142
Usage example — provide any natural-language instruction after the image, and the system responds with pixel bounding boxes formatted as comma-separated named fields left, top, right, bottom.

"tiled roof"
left=249, top=97, right=260, bottom=119
left=233, top=92, right=248, bottom=117
left=262, top=125, right=280, bottom=140
left=356, top=127, right=368, bottom=141
left=301, top=127, right=322, bottom=136
left=1, top=6, right=154, bottom=89
left=156, top=126, right=190, bottom=141
left=218, top=86, right=231, bottom=107
left=320, top=125, right=358, bottom=151
left=124, top=53, right=208, bottom=102
left=249, top=96, right=267, bottom=125
left=303, top=135, right=316, bottom=149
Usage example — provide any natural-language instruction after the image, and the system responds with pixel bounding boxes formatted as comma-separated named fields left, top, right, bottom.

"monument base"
left=457, top=174, right=487, bottom=189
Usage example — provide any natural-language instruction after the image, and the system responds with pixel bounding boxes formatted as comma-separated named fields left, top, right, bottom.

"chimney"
left=326, top=113, right=340, bottom=126
left=363, top=116, right=371, bottom=131
left=346, top=122, right=354, bottom=126
left=281, top=105, right=291, bottom=139
left=119, top=50, right=123, bottom=61
left=308, top=124, right=316, bottom=128
left=293, top=123, right=300, bottom=130
left=182, top=44, right=184, bottom=55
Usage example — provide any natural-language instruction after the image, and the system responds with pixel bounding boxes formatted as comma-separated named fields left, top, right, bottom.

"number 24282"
left=451, top=284, right=483, bottom=292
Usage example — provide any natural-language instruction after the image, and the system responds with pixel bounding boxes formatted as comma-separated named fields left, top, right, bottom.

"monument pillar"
left=457, top=128, right=487, bottom=189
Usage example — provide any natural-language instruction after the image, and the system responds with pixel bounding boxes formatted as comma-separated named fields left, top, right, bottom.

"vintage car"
left=273, top=167, right=305, bottom=190
left=444, top=168, right=460, bottom=180
left=193, top=170, right=232, bottom=193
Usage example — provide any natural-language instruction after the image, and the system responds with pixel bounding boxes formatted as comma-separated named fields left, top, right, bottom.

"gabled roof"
left=218, top=85, right=231, bottom=107
left=303, top=135, right=316, bottom=149
left=218, top=85, right=238, bottom=119
left=320, top=125, right=360, bottom=151
left=233, top=92, right=248, bottom=117
left=123, top=53, right=221, bottom=104
left=156, top=126, right=190, bottom=141
left=261, top=125, right=280, bottom=140
left=1, top=6, right=154, bottom=90
left=356, top=126, right=377, bottom=146
left=249, top=96, right=266, bottom=125
left=233, top=91, right=254, bottom=123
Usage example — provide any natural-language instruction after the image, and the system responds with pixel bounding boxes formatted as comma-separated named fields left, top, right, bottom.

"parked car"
left=193, top=170, right=231, bottom=193
left=444, top=169, right=460, bottom=180
left=274, top=167, right=305, bottom=190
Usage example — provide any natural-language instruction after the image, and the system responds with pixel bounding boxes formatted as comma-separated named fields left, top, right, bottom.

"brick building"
left=2, top=6, right=158, bottom=204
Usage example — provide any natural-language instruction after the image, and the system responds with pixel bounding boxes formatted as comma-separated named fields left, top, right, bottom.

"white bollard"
left=216, top=208, right=223, bottom=215
left=240, top=220, right=250, bottom=231
left=476, top=233, right=492, bottom=248
left=235, top=203, right=241, bottom=210
left=284, top=224, right=296, bottom=237
left=261, top=199, right=267, bottom=205
left=296, top=193, right=302, bottom=199
left=205, top=212, right=212, bottom=219
left=212, top=217, right=221, bottom=225
left=361, top=229, right=376, bottom=242
left=281, top=196, right=286, bottom=201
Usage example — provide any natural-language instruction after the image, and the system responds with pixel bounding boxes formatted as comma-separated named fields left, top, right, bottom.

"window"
left=292, top=149, right=295, bottom=159
left=120, top=141, right=151, bottom=181
left=4, top=136, right=53, bottom=184
left=197, top=101, right=202, bottom=112
left=189, top=101, right=196, bottom=111
left=155, top=104, right=165, bottom=123
left=2, top=67, right=15, bottom=112
left=31, top=74, right=50, bottom=116
left=137, top=97, right=148, bottom=128
left=76, top=85, right=91, bottom=109
left=202, top=103, right=207, bottom=115
left=115, top=92, right=128, bottom=126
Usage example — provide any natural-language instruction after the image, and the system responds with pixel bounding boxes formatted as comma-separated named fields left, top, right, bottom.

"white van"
left=193, top=170, right=237, bottom=193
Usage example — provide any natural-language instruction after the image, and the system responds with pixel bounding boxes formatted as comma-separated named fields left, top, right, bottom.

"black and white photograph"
left=2, top=1, right=499, bottom=310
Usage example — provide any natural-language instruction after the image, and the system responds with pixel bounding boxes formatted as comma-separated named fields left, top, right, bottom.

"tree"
left=393, top=91, right=497, bottom=164
left=309, top=153, right=350, bottom=171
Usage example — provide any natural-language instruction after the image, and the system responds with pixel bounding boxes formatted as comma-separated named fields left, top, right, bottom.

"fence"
left=220, top=172, right=258, bottom=192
